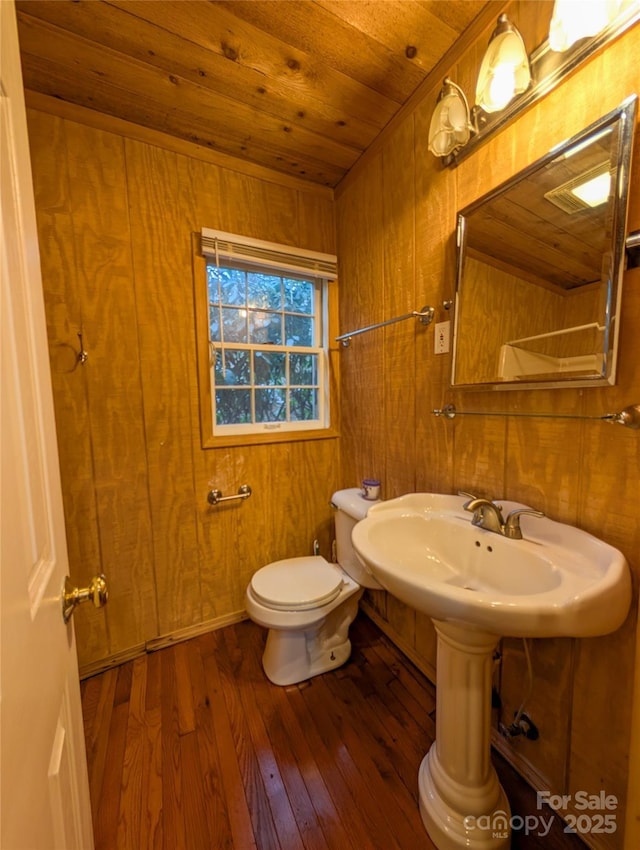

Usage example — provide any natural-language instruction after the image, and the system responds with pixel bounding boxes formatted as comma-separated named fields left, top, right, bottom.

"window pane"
left=215, top=388, right=251, bottom=425
left=285, top=314, right=313, bottom=346
left=284, top=278, right=313, bottom=314
left=247, top=273, right=282, bottom=309
left=207, top=266, right=221, bottom=303
left=209, top=304, right=221, bottom=342
left=221, top=307, right=248, bottom=343
left=289, top=353, right=317, bottom=385
left=219, top=268, right=246, bottom=305
left=250, top=311, right=282, bottom=345
left=214, top=349, right=250, bottom=386
left=290, top=388, right=318, bottom=421
left=254, top=350, right=286, bottom=386
left=255, top=388, right=286, bottom=422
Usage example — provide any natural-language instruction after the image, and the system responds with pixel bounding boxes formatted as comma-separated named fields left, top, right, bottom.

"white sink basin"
left=352, top=493, right=631, bottom=638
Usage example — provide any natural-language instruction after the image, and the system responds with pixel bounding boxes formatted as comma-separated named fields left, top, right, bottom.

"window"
left=198, top=229, right=337, bottom=443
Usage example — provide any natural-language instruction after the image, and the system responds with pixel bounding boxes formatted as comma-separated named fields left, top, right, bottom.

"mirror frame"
left=451, top=95, right=637, bottom=391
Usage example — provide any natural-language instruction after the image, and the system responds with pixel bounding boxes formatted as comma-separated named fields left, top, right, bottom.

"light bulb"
left=549, top=0, right=616, bottom=52
left=487, top=65, right=517, bottom=112
left=476, top=15, right=531, bottom=113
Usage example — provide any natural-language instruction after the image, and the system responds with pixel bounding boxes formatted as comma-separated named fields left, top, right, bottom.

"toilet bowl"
left=245, top=488, right=382, bottom=685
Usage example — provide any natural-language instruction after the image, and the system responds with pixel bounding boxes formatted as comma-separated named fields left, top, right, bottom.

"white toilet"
left=245, top=487, right=382, bottom=686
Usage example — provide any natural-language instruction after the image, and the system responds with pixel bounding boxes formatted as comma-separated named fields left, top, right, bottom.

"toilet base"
left=263, top=631, right=352, bottom=686
left=261, top=593, right=361, bottom=686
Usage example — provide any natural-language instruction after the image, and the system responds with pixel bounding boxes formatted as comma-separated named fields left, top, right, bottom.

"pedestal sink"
left=351, top=493, right=631, bottom=850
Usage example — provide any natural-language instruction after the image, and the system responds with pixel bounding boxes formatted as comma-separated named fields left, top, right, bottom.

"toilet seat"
left=250, top=556, right=344, bottom=611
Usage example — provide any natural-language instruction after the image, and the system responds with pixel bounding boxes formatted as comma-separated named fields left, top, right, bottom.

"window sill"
left=201, top=426, right=340, bottom=450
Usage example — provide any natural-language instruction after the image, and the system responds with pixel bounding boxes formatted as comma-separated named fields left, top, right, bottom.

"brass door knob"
left=62, top=574, right=108, bottom=624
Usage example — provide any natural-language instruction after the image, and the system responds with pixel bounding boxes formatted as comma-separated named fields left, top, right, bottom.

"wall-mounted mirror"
left=451, top=95, right=637, bottom=390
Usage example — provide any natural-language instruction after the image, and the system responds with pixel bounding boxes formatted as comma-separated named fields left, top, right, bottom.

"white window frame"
left=201, top=229, right=337, bottom=439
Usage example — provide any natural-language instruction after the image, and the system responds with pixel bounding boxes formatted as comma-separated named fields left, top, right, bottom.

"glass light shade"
left=549, top=0, right=621, bottom=52
left=476, top=16, right=531, bottom=113
left=428, top=81, right=472, bottom=157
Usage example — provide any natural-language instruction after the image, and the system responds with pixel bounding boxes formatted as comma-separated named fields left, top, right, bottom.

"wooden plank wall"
left=27, top=110, right=340, bottom=674
left=335, top=4, right=640, bottom=849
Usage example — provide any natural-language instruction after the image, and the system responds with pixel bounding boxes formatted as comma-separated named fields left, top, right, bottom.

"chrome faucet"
left=463, top=497, right=545, bottom=540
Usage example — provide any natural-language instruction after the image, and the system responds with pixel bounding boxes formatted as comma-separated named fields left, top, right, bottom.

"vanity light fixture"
left=440, top=2, right=639, bottom=165
left=476, top=14, right=531, bottom=113
left=427, top=77, right=477, bottom=157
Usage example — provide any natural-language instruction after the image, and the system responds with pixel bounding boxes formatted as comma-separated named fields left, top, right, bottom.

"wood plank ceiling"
left=16, top=0, right=499, bottom=187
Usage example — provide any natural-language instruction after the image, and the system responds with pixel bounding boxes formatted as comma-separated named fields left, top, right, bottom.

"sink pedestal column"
left=419, top=620, right=510, bottom=850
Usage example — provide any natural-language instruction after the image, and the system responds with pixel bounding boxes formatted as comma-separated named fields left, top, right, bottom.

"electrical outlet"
left=434, top=320, right=450, bottom=354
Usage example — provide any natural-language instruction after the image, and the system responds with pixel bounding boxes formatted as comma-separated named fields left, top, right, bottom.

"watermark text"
left=462, top=791, right=619, bottom=838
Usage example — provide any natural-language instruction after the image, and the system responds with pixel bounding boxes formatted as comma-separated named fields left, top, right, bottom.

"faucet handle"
left=461, top=495, right=503, bottom=515
left=504, top=508, right=545, bottom=539
left=458, top=490, right=501, bottom=506
left=458, top=490, right=478, bottom=500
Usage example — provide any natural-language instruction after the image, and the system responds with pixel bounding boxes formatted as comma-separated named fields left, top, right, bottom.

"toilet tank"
left=331, top=488, right=382, bottom=589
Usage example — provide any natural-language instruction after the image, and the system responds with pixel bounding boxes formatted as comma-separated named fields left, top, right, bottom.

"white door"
left=1, top=2, right=95, bottom=848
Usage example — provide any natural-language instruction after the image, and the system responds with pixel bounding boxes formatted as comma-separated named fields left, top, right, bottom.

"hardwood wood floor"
left=81, top=614, right=586, bottom=850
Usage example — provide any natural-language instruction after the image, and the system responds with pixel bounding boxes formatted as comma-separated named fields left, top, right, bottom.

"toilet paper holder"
left=207, top=484, right=252, bottom=506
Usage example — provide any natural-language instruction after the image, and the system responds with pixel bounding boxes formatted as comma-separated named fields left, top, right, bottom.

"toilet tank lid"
left=331, top=487, right=379, bottom=520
